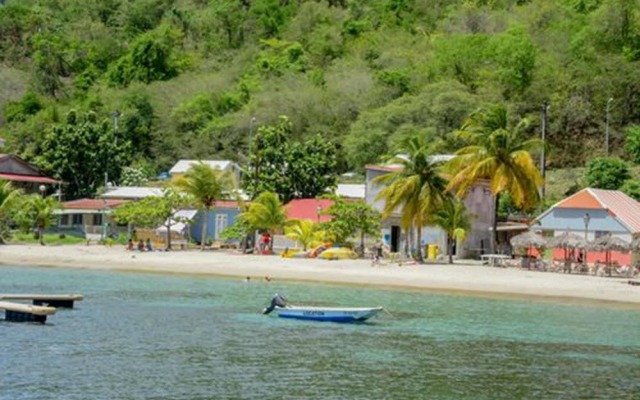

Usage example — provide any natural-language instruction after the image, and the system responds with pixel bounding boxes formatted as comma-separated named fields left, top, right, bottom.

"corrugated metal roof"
left=62, top=199, right=126, bottom=210
left=555, top=189, right=602, bottom=209
left=102, top=186, right=164, bottom=199
left=591, top=189, right=640, bottom=233
left=169, top=160, right=235, bottom=174
left=0, top=173, right=58, bottom=184
left=157, top=209, right=199, bottom=233
left=335, top=184, right=365, bottom=199
left=213, top=200, right=243, bottom=208
left=547, top=188, right=640, bottom=233
left=365, top=164, right=403, bottom=173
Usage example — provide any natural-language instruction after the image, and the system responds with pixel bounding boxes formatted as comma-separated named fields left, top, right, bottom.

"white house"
left=169, top=160, right=241, bottom=183
left=335, top=183, right=365, bottom=200
left=101, top=186, right=164, bottom=200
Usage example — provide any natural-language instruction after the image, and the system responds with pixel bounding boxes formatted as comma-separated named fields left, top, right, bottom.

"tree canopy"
left=243, top=116, right=337, bottom=202
left=3, top=0, right=640, bottom=200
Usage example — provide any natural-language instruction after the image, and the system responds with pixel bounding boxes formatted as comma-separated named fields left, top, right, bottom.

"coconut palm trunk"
left=38, top=223, right=45, bottom=246
left=415, top=225, right=423, bottom=263
left=492, top=193, right=500, bottom=254
left=447, top=106, right=543, bottom=255
left=200, top=205, right=210, bottom=251
left=448, top=235, right=455, bottom=264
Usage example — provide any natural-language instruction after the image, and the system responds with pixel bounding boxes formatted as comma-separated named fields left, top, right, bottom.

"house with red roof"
left=534, top=188, right=640, bottom=265
left=365, top=162, right=494, bottom=258
left=58, top=194, right=246, bottom=245
left=0, top=153, right=58, bottom=194
left=285, top=198, right=334, bottom=223
left=56, top=199, right=128, bottom=240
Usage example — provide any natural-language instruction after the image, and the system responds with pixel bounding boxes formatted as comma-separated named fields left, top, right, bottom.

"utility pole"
left=540, top=102, right=549, bottom=198
left=249, top=116, right=257, bottom=197
left=248, top=116, right=256, bottom=160
left=106, top=111, right=121, bottom=189
left=605, top=98, right=613, bottom=156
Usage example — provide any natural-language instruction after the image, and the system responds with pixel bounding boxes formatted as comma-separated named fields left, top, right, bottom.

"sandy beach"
left=1, top=244, right=640, bottom=307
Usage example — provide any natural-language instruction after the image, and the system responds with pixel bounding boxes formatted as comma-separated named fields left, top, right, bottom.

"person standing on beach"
left=372, top=240, right=383, bottom=265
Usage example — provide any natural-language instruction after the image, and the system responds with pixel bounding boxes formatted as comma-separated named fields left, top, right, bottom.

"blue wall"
left=538, top=208, right=628, bottom=235
left=190, top=207, right=241, bottom=243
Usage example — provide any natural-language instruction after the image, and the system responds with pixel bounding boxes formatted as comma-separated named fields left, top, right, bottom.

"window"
left=93, top=214, right=103, bottom=226
left=215, top=214, right=228, bottom=239
left=60, top=215, right=70, bottom=226
left=72, top=214, right=83, bottom=225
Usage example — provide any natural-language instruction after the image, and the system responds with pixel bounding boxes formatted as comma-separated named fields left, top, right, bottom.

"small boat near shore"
left=262, top=294, right=382, bottom=323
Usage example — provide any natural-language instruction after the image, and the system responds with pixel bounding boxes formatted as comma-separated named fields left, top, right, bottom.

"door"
left=215, top=214, right=228, bottom=240
left=390, top=225, right=400, bottom=253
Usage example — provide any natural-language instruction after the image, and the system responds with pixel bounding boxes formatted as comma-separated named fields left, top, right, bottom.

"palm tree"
left=432, top=197, right=471, bottom=264
left=240, top=191, right=286, bottom=251
left=374, top=136, right=448, bottom=263
left=447, top=105, right=543, bottom=253
left=285, top=219, right=321, bottom=251
left=28, top=194, right=59, bottom=246
left=174, top=162, right=235, bottom=250
left=0, top=180, right=22, bottom=244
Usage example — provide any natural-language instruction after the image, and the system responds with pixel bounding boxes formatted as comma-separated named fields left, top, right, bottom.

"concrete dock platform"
left=0, top=301, right=56, bottom=323
left=0, top=294, right=84, bottom=308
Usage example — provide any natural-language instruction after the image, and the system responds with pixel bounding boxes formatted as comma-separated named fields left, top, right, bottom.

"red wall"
left=551, top=249, right=632, bottom=265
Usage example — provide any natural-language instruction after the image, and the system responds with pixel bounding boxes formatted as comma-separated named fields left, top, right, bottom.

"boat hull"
left=275, top=306, right=382, bottom=322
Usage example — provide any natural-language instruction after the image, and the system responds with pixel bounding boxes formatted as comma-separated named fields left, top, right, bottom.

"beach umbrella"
left=589, top=234, right=629, bottom=275
left=548, top=232, right=587, bottom=264
left=589, top=234, right=630, bottom=253
left=509, top=231, right=547, bottom=258
left=629, top=237, right=640, bottom=252
left=510, top=231, right=547, bottom=249
left=548, top=232, right=587, bottom=249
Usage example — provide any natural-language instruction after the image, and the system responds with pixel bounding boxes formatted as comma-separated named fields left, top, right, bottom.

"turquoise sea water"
left=1, top=265, right=639, bottom=400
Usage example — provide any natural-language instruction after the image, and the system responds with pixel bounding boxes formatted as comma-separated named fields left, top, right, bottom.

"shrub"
left=583, top=157, right=630, bottom=190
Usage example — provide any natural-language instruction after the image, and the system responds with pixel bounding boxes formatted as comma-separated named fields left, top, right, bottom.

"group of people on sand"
left=244, top=276, right=272, bottom=283
left=126, top=238, right=153, bottom=252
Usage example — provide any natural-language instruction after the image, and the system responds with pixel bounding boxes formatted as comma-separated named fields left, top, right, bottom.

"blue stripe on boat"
left=278, top=314, right=363, bottom=322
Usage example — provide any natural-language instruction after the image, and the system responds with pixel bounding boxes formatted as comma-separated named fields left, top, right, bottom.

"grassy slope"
left=545, top=166, right=640, bottom=201
left=0, top=66, right=28, bottom=122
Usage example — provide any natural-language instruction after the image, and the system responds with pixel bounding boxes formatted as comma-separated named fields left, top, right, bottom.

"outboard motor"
left=263, top=293, right=287, bottom=314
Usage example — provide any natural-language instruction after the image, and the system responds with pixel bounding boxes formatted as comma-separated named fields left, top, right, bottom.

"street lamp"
left=248, top=116, right=256, bottom=157
left=583, top=213, right=590, bottom=240
left=540, top=102, right=550, bottom=198
left=606, top=98, right=613, bottom=156
left=316, top=205, right=322, bottom=223
left=38, top=184, right=46, bottom=198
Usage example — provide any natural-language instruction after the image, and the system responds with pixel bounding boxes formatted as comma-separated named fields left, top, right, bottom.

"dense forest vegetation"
left=2, top=0, right=640, bottom=198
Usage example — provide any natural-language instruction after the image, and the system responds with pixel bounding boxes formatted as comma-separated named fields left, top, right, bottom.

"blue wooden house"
left=189, top=201, right=243, bottom=244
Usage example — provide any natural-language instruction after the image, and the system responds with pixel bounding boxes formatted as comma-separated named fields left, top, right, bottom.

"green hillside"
left=1, top=0, right=640, bottom=192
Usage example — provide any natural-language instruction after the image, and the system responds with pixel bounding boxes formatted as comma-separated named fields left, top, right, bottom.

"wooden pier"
left=0, top=294, right=84, bottom=308
left=0, top=301, right=56, bottom=323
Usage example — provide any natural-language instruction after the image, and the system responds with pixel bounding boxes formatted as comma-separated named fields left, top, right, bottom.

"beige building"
left=365, top=162, right=494, bottom=259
